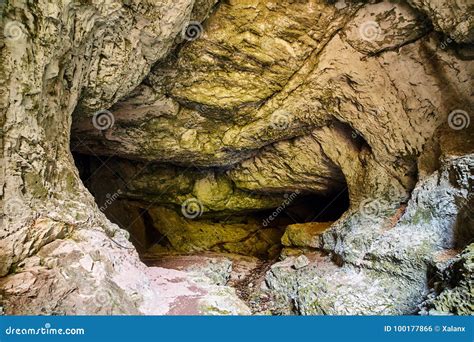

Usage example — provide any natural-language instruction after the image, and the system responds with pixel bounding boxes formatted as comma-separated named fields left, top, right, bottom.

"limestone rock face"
left=266, top=155, right=474, bottom=315
left=420, top=243, right=474, bottom=315
left=81, top=157, right=285, bottom=214
left=1, top=0, right=473, bottom=316
left=0, top=231, right=250, bottom=315
left=281, top=222, right=333, bottom=249
left=72, top=0, right=472, bottom=204
left=75, top=0, right=198, bottom=114
left=147, top=206, right=282, bottom=257
left=407, top=0, right=474, bottom=43
left=228, top=132, right=346, bottom=194
left=1, top=0, right=248, bottom=315
left=0, top=0, right=206, bottom=273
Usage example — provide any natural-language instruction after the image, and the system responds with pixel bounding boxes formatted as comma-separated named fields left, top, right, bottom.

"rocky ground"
left=1, top=0, right=473, bottom=315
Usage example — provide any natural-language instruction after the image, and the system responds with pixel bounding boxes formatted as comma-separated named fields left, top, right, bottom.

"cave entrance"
left=253, top=190, right=350, bottom=229
left=72, top=153, right=349, bottom=261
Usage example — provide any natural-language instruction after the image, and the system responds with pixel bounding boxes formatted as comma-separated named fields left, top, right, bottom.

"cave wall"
left=0, top=0, right=473, bottom=315
left=1, top=0, right=250, bottom=315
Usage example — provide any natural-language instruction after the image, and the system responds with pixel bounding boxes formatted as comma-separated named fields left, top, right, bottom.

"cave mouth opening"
left=72, top=152, right=350, bottom=260
left=253, top=189, right=350, bottom=228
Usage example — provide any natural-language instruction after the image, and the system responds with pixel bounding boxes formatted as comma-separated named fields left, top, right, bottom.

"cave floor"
left=142, top=252, right=283, bottom=314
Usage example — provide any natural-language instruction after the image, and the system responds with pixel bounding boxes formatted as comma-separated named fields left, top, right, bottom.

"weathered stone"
left=77, top=157, right=285, bottom=215
left=228, top=133, right=346, bottom=194
left=143, top=253, right=233, bottom=286
left=407, top=0, right=474, bottom=43
left=342, top=1, right=430, bottom=55
left=293, top=255, right=310, bottom=270
left=0, top=232, right=251, bottom=315
left=1, top=0, right=473, bottom=316
left=281, top=222, right=333, bottom=248
left=0, top=0, right=248, bottom=315
left=280, top=247, right=314, bottom=260
left=147, top=206, right=283, bottom=258
left=265, top=155, right=474, bottom=315
left=421, top=243, right=474, bottom=315
left=72, top=0, right=472, bottom=208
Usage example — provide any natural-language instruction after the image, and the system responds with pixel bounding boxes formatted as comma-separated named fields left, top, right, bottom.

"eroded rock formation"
left=1, top=0, right=473, bottom=315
